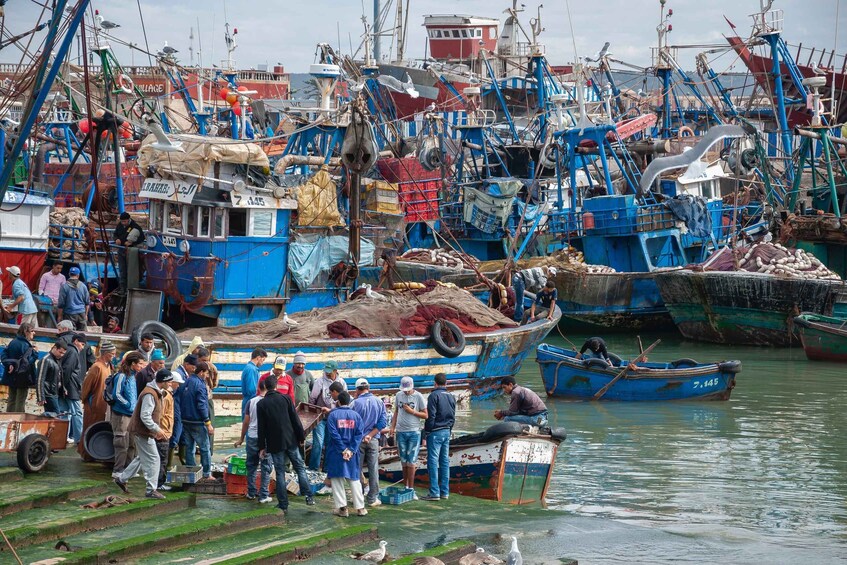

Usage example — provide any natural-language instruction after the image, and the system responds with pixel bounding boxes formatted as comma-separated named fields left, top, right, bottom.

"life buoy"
left=678, top=125, right=695, bottom=139
left=117, top=73, right=134, bottom=95
left=670, top=357, right=698, bottom=369
left=430, top=319, right=465, bottom=358
left=131, top=321, right=182, bottom=366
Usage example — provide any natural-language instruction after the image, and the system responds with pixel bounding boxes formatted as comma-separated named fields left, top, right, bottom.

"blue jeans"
left=359, top=437, right=380, bottom=503
left=245, top=436, right=272, bottom=499
left=270, top=447, right=311, bottom=510
left=58, top=398, right=83, bottom=441
left=182, top=422, right=212, bottom=477
left=43, top=396, right=61, bottom=415
left=308, top=420, right=326, bottom=470
left=426, top=429, right=451, bottom=498
left=396, top=431, right=421, bottom=464
left=504, top=412, right=549, bottom=427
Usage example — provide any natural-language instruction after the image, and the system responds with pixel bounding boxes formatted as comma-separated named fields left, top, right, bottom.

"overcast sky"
left=3, top=0, right=844, bottom=73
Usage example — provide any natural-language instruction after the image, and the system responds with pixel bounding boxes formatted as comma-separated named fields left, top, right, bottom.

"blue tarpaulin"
left=663, top=195, right=712, bottom=238
left=288, top=235, right=375, bottom=290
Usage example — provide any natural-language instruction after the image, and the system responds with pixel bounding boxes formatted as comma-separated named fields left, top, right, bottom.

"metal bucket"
left=83, top=421, right=114, bottom=462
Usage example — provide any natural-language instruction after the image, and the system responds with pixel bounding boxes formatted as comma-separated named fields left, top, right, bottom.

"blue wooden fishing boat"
left=536, top=343, right=740, bottom=401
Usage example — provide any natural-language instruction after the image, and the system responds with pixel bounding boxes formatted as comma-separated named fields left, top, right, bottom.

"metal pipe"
left=794, top=128, right=847, bottom=147
left=273, top=154, right=342, bottom=174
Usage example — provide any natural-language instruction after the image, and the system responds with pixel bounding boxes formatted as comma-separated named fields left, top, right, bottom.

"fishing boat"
left=378, top=422, right=564, bottom=504
left=794, top=313, right=847, bottom=362
left=536, top=343, right=741, bottom=401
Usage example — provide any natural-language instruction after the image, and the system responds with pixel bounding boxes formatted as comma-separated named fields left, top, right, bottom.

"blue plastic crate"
left=379, top=487, right=415, bottom=505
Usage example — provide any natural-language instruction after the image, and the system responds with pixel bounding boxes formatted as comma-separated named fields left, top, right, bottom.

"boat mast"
left=373, top=0, right=381, bottom=62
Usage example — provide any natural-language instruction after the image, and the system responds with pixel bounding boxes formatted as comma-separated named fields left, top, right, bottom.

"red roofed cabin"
left=424, top=15, right=499, bottom=61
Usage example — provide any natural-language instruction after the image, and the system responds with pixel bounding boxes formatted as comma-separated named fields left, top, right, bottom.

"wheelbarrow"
left=0, top=413, right=69, bottom=472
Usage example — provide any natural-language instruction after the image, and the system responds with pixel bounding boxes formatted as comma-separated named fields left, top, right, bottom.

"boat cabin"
left=424, top=15, right=499, bottom=61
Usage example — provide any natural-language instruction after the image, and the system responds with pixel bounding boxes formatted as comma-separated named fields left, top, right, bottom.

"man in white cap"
left=351, top=378, right=387, bottom=506
left=287, top=352, right=314, bottom=407
left=259, top=356, right=294, bottom=404
left=5, top=266, right=38, bottom=327
left=389, top=376, right=427, bottom=496
left=58, top=266, right=89, bottom=331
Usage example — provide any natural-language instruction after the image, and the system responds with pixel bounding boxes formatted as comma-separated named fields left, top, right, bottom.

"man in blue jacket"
left=181, top=358, right=215, bottom=480
left=351, top=378, right=387, bottom=506
left=241, top=348, right=267, bottom=417
left=326, top=391, right=367, bottom=517
left=421, top=373, right=456, bottom=501
left=57, top=267, right=89, bottom=331
left=1, top=323, right=39, bottom=412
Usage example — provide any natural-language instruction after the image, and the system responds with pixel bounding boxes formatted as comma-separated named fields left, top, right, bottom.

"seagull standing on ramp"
left=506, top=536, right=522, bottom=565
left=459, top=546, right=504, bottom=564
left=351, top=540, right=388, bottom=562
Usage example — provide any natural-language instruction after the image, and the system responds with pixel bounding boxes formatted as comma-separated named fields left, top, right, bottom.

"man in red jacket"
left=259, top=356, right=294, bottom=404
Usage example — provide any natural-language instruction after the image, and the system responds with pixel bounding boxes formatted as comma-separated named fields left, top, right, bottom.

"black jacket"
left=256, top=390, right=305, bottom=454
left=114, top=220, right=144, bottom=247
left=424, top=387, right=456, bottom=433
left=1, top=336, right=38, bottom=388
left=59, top=346, right=82, bottom=400
left=36, top=353, right=63, bottom=403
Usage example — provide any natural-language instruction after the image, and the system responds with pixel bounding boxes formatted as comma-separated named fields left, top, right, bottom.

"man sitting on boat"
left=576, top=337, right=613, bottom=366
left=494, top=376, right=549, bottom=427
left=522, top=280, right=557, bottom=324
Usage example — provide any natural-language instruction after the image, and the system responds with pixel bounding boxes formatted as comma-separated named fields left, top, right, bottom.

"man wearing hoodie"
left=57, top=267, right=89, bottom=331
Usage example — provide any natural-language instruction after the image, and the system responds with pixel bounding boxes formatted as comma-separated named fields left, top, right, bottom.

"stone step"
left=383, top=539, right=475, bottom=564
left=0, top=479, right=107, bottom=518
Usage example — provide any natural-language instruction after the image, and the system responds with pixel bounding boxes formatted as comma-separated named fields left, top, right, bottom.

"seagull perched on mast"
left=93, top=10, right=120, bottom=30
left=158, top=41, right=178, bottom=58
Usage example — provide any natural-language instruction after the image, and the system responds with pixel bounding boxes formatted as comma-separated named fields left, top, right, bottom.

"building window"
left=199, top=207, right=211, bottom=237
left=460, top=29, right=468, bottom=38
left=229, top=208, right=248, bottom=236
left=250, top=210, right=275, bottom=236
left=214, top=209, right=226, bottom=238
left=452, top=30, right=460, bottom=38
left=476, top=28, right=482, bottom=37
left=489, top=27, right=496, bottom=39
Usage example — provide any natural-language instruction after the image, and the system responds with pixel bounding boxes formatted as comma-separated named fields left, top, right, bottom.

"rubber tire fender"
left=430, top=319, right=465, bottom=359
left=607, top=353, right=623, bottom=366
left=17, top=433, right=50, bottom=473
left=481, top=421, right=524, bottom=442
left=584, top=358, right=613, bottom=370
left=549, top=427, right=568, bottom=442
left=671, top=357, right=698, bottom=369
left=131, top=321, right=182, bottom=366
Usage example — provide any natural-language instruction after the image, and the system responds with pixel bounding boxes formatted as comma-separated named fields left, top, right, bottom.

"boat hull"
left=795, top=313, right=847, bottom=362
left=654, top=270, right=844, bottom=346
left=536, top=343, right=740, bottom=401
left=551, top=271, right=673, bottom=331
left=378, top=434, right=559, bottom=504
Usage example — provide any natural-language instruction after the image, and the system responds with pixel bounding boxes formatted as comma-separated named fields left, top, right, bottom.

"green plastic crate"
left=227, top=455, right=247, bottom=476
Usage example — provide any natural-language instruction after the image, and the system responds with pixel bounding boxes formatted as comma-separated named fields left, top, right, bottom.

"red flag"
left=724, top=15, right=737, bottom=31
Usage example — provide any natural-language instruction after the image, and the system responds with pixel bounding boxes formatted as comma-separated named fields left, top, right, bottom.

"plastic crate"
left=167, top=465, right=202, bottom=484
left=379, top=487, right=415, bottom=505
left=184, top=478, right=227, bottom=495
left=224, top=471, right=276, bottom=496
left=227, top=456, right=247, bottom=476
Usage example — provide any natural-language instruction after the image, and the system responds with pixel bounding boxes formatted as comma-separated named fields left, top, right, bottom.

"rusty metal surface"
left=296, top=403, right=325, bottom=435
left=0, top=413, right=69, bottom=452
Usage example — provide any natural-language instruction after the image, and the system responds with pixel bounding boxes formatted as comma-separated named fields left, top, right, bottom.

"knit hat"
left=293, top=352, right=306, bottom=365
left=151, top=349, right=166, bottom=362
left=99, top=341, right=117, bottom=354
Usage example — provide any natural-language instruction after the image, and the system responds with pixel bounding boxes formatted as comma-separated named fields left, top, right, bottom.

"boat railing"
left=45, top=169, right=148, bottom=214
left=749, top=8, right=783, bottom=36
left=547, top=209, right=583, bottom=238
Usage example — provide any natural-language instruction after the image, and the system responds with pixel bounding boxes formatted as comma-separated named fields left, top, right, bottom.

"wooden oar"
left=637, top=335, right=644, bottom=355
left=592, top=338, right=661, bottom=401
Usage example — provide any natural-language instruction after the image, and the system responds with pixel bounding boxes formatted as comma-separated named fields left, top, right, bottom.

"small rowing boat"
left=794, top=313, right=847, bottom=362
left=536, top=343, right=741, bottom=401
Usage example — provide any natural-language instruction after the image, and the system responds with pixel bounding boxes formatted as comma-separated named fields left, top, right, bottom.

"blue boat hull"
left=536, top=343, right=740, bottom=401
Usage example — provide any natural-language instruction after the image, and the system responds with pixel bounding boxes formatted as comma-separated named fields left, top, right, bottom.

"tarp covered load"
left=179, top=284, right=517, bottom=342
left=663, top=194, right=712, bottom=238
left=294, top=168, right=344, bottom=227
left=700, top=242, right=841, bottom=280
left=464, top=188, right=514, bottom=233
left=137, top=134, right=270, bottom=179
left=288, top=235, right=375, bottom=290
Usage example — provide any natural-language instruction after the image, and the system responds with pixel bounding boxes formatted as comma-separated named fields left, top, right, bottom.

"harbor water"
left=456, top=332, right=847, bottom=564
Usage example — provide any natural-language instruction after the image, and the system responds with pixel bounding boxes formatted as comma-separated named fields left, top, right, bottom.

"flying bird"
left=375, top=74, right=419, bottom=98
left=506, top=536, right=522, bottom=565
left=351, top=540, right=388, bottom=562
left=143, top=114, right=183, bottom=153
left=585, top=41, right=611, bottom=63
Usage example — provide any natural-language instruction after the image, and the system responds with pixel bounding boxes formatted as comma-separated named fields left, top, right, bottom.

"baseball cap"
left=69, top=266, right=80, bottom=276
left=171, top=371, right=185, bottom=384
left=155, top=369, right=174, bottom=383
left=400, top=376, right=414, bottom=392
left=324, top=360, right=338, bottom=373
left=151, top=349, right=166, bottom=361
left=273, top=356, right=286, bottom=370
left=355, top=378, right=369, bottom=389
left=7, top=266, right=20, bottom=277
left=120, top=212, right=131, bottom=220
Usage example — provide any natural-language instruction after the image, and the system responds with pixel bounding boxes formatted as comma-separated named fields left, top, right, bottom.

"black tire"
left=549, top=427, right=568, bottom=442
left=17, top=433, right=50, bottom=473
left=481, top=421, right=524, bottom=442
left=430, top=319, right=465, bottom=358
left=671, top=358, right=699, bottom=369
left=718, top=360, right=742, bottom=374
left=584, top=358, right=613, bottom=370
left=131, top=321, right=182, bottom=366
left=607, top=353, right=622, bottom=366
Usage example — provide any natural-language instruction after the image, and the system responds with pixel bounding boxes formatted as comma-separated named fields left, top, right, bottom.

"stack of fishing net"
left=400, top=247, right=478, bottom=270
left=180, top=283, right=516, bottom=342
left=48, top=207, right=89, bottom=260
left=702, top=242, right=841, bottom=281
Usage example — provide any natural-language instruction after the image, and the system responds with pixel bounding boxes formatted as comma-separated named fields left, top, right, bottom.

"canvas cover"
left=288, top=235, right=375, bottom=290
left=294, top=168, right=344, bottom=227
left=137, top=134, right=270, bottom=179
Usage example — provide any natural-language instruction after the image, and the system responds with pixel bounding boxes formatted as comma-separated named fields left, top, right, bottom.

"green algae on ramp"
left=383, top=539, right=475, bottom=564
left=0, top=479, right=106, bottom=518
left=1, top=492, right=196, bottom=549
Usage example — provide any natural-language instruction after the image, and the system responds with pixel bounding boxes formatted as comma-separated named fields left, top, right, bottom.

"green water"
left=470, top=332, right=847, bottom=563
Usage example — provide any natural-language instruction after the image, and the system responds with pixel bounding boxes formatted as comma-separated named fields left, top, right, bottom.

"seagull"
left=506, top=537, right=522, bottom=565
left=282, top=313, right=299, bottom=327
left=142, top=114, right=183, bottom=153
left=376, top=74, right=419, bottom=98
left=351, top=540, right=388, bottom=562
left=459, top=547, right=504, bottom=565
left=585, top=41, right=611, bottom=63
left=161, top=41, right=178, bottom=55
left=100, top=19, right=120, bottom=30
left=810, top=61, right=828, bottom=76
left=413, top=558, right=445, bottom=565
left=362, top=284, right=385, bottom=301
